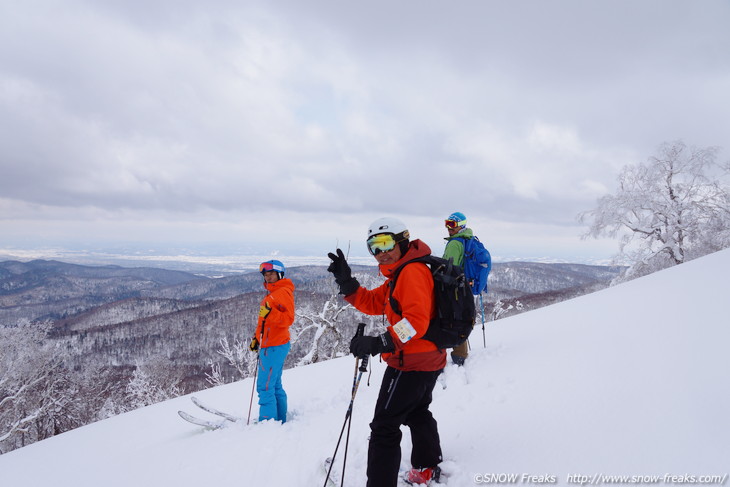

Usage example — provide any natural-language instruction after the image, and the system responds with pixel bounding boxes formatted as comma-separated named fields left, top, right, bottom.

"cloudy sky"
left=1, top=0, right=729, bottom=264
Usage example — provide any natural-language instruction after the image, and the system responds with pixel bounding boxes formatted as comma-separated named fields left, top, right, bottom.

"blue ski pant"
left=256, top=342, right=290, bottom=423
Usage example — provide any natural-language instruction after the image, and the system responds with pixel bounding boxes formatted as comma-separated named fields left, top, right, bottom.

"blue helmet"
left=445, top=211, right=467, bottom=229
left=259, top=259, right=285, bottom=279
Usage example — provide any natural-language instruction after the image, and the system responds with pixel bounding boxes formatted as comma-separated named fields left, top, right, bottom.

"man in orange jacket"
left=249, top=260, right=295, bottom=423
left=327, top=217, right=444, bottom=487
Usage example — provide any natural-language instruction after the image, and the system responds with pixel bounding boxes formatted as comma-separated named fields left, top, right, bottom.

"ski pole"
left=248, top=304, right=269, bottom=425
left=324, top=323, right=369, bottom=487
left=479, top=293, right=485, bottom=348
left=341, top=353, right=368, bottom=486
left=247, top=353, right=260, bottom=425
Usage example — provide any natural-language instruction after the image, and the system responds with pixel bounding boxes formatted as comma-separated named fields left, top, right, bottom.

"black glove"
left=249, top=337, right=259, bottom=352
left=327, top=248, right=360, bottom=296
left=350, top=331, right=395, bottom=357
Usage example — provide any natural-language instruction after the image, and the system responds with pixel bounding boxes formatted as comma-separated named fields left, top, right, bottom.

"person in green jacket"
left=442, top=211, right=474, bottom=366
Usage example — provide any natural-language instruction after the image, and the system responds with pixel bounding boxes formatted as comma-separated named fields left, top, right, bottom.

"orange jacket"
left=255, top=278, right=295, bottom=348
left=346, top=239, right=446, bottom=371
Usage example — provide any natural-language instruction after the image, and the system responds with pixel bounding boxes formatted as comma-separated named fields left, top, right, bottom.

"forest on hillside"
left=0, top=259, right=621, bottom=454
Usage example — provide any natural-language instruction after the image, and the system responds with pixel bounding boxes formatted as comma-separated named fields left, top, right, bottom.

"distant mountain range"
left=0, top=258, right=623, bottom=389
left=0, top=257, right=623, bottom=454
left=1, top=259, right=622, bottom=323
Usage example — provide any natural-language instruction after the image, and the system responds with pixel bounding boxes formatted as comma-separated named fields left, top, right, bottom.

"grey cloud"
left=1, top=0, right=729, bottom=258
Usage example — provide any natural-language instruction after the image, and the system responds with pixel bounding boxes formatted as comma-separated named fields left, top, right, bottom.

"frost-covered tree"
left=580, top=140, right=730, bottom=281
left=490, top=299, right=522, bottom=321
left=206, top=336, right=257, bottom=386
left=206, top=361, right=226, bottom=387
left=0, top=320, right=129, bottom=453
left=78, top=366, right=128, bottom=421
left=292, top=271, right=384, bottom=366
left=0, top=321, right=63, bottom=452
left=292, top=292, right=354, bottom=366
left=125, top=359, right=184, bottom=410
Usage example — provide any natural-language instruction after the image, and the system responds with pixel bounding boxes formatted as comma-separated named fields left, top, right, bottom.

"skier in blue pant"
left=249, top=260, right=295, bottom=423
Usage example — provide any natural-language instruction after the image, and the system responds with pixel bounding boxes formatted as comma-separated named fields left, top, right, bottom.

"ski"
left=177, top=410, right=227, bottom=430
left=190, top=396, right=239, bottom=423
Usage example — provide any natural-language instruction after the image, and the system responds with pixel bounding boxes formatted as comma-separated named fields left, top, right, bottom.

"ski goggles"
left=259, top=262, right=283, bottom=273
left=445, top=219, right=464, bottom=229
left=367, top=233, right=398, bottom=255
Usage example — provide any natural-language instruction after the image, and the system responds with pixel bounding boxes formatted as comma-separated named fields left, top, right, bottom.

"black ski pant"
left=366, top=366, right=443, bottom=487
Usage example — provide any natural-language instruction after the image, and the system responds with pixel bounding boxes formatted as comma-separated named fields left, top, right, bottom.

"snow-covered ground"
left=2, top=250, right=729, bottom=486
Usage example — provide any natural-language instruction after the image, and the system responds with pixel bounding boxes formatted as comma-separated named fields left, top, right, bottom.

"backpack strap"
left=388, top=255, right=458, bottom=315
left=387, top=256, right=430, bottom=316
left=453, top=236, right=470, bottom=254
left=453, top=236, right=476, bottom=287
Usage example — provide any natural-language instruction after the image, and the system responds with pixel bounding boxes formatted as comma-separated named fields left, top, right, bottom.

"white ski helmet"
left=367, top=217, right=409, bottom=240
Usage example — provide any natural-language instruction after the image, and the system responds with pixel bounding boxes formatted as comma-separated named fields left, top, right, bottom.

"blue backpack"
left=454, top=236, right=492, bottom=295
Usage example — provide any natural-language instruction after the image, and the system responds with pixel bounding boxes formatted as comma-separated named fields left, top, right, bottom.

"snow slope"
left=1, top=249, right=729, bottom=486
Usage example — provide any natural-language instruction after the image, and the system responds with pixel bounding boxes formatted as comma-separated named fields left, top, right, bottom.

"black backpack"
left=388, top=255, right=476, bottom=349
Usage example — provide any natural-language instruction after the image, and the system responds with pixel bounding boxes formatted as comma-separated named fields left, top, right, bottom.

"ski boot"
left=450, top=352, right=466, bottom=366
left=404, top=465, right=441, bottom=485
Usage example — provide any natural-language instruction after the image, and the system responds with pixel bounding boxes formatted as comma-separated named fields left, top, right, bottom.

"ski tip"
left=178, top=410, right=195, bottom=420
left=178, top=410, right=227, bottom=430
left=178, top=410, right=194, bottom=422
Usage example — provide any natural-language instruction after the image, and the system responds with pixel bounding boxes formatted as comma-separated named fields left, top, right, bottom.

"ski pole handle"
left=356, top=323, right=369, bottom=372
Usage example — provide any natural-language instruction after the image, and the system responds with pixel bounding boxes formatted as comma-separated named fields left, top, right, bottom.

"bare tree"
left=580, top=140, right=730, bottom=281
